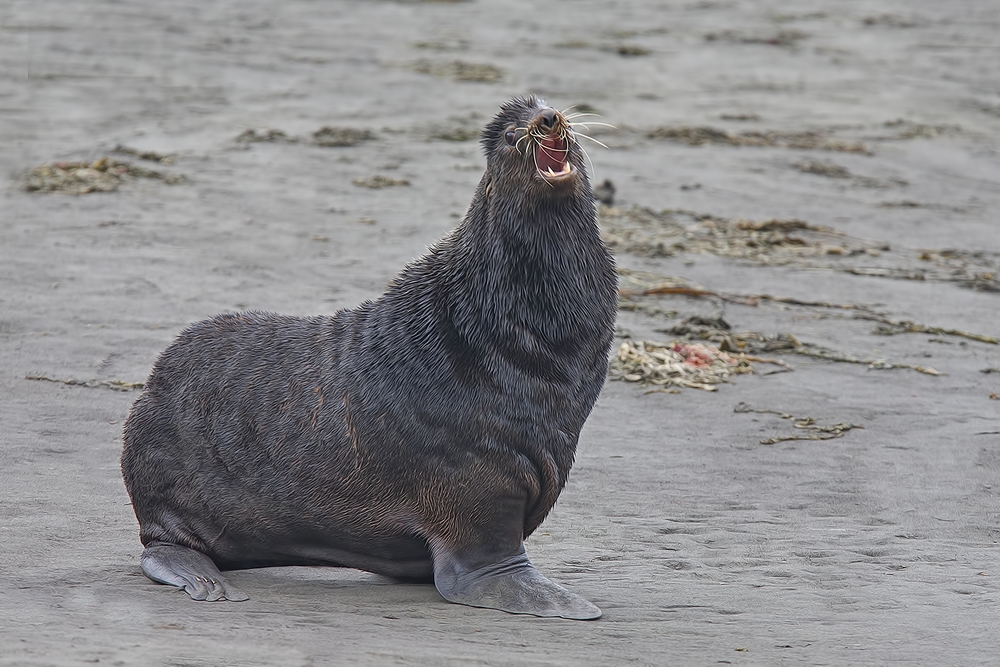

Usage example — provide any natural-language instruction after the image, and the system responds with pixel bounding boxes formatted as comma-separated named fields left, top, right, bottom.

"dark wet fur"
left=121, top=96, right=617, bottom=615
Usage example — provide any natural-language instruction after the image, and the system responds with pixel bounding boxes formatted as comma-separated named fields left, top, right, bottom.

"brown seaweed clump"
left=660, top=316, right=802, bottom=356
left=236, top=129, right=295, bottom=143
left=917, top=251, right=1000, bottom=293
left=22, top=157, right=184, bottom=194
left=615, top=44, right=650, bottom=56
left=734, top=403, right=864, bottom=445
left=610, top=339, right=753, bottom=391
left=604, top=206, right=1000, bottom=294
left=351, top=175, right=410, bottom=189
left=599, top=205, right=886, bottom=265
left=312, top=127, right=375, bottom=147
left=656, top=315, right=943, bottom=376
left=704, top=29, right=809, bottom=47
left=422, top=113, right=483, bottom=142
left=795, top=160, right=851, bottom=178
left=113, top=145, right=175, bottom=163
left=25, top=374, right=144, bottom=392
left=647, top=126, right=870, bottom=154
left=410, top=59, right=504, bottom=83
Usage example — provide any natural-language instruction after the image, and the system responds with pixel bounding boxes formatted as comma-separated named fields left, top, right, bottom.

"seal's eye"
left=504, top=130, right=517, bottom=146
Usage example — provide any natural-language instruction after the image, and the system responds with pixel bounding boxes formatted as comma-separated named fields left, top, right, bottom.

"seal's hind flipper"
left=432, top=545, right=601, bottom=620
left=140, top=542, right=249, bottom=602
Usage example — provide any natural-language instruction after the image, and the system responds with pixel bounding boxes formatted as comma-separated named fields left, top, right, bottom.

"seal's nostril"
left=539, top=109, right=557, bottom=130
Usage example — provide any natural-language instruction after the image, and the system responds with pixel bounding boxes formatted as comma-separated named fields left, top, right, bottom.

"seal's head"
left=480, top=96, right=589, bottom=199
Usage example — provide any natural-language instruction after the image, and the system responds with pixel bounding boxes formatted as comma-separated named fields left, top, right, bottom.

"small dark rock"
left=593, top=178, right=616, bottom=206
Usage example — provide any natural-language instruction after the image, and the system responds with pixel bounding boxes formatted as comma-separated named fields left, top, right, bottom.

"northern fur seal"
left=120, top=96, right=617, bottom=620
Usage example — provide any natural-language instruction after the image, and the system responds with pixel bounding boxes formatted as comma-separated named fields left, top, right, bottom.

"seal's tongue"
left=536, top=134, right=569, bottom=175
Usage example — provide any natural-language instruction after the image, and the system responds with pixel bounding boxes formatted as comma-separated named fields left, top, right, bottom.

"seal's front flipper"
left=140, top=542, right=249, bottom=602
left=432, top=545, right=601, bottom=620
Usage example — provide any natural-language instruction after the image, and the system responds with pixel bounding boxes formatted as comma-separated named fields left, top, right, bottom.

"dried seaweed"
left=25, top=374, right=144, bottom=392
left=619, top=268, right=876, bottom=312
left=755, top=294, right=874, bottom=311
left=617, top=299, right=677, bottom=319
left=112, top=145, right=175, bottom=163
left=554, top=39, right=592, bottom=49
left=410, top=60, right=504, bottom=83
left=877, top=201, right=924, bottom=209
left=619, top=268, right=995, bottom=351
left=615, top=44, right=650, bottom=56
left=413, top=38, right=470, bottom=50
left=610, top=339, right=754, bottom=392
left=893, top=123, right=957, bottom=140
left=704, top=29, right=809, bottom=47
left=735, top=402, right=863, bottom=444
left=236, top=129, right=296, bottom=143
left=658, top=315, right=943, bottom=376
left=795, top=160, right=851, bottom=178
left=22, top=157, right=185, bottom=194
left=862, top=314, right=998, bottom=344
left=352, top=175, right=410, bottom=189
left=773, top=12, right=827, bottom=23
left=602, top=206, right=1000, bottom=293
left=647, top=126, right=870, bottom=154
left=600, top=206, right=884, bottom=265
left=789, top=346, right=943, bottom=375
left=861, top=14, right=920, bottom=28
left=421, top=114, right=483, bottom=142
left=917, top=250, right=1000, bottom=291
left=659, top=316, right=800, bottom=355
left=618, top=269, right=759, bottom=305
left=646, top=117, right=955, bottom=155
left=844, top=267, right=927, bottom=280
left=429, top=127, right=479, bottom=142
left=313, top=127, right=375, bottom=147
left=235, top=127, right=375, bottom=147
left=964, top=273, right=1000, bottom=292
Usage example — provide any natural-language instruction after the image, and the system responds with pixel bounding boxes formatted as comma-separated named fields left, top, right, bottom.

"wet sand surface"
left=2, top=1, right=999, bottom=665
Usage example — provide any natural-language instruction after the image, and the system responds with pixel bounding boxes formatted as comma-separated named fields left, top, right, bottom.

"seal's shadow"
left=229, top=567, right=442, bottom=606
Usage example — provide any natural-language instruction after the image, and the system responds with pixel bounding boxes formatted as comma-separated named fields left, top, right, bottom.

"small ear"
left=484, top=180, right=493, bottom=198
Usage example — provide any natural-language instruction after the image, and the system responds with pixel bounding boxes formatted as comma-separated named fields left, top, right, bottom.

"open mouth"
left=535, top=134, right=574, bottom=180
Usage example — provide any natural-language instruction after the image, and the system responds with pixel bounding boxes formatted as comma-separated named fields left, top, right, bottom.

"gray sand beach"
left=1, top=1, right=999, bottom=664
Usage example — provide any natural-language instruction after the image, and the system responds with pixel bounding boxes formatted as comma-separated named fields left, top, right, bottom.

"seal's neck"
left=447, top=174, right=617, bottom=351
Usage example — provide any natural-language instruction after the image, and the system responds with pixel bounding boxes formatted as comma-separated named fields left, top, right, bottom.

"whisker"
left=569, top=129, right=598, bottom=184
left=568, top=121, right=617, bottom=130
left=530, top=145, right=555, bottom=189
left=564, top=113, right=602, bottom=120
left=512, top=125, right=532, bottom=150
left=574, top=133, right=610, bottom=150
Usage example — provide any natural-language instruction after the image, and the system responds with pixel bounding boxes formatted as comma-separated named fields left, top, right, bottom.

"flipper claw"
left=140, top=543, right=249, bottom=602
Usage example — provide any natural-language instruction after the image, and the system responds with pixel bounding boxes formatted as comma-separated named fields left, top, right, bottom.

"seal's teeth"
left=547, top=166, right=557, bottom=176
left=561, top=162, right=571, bottom=174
